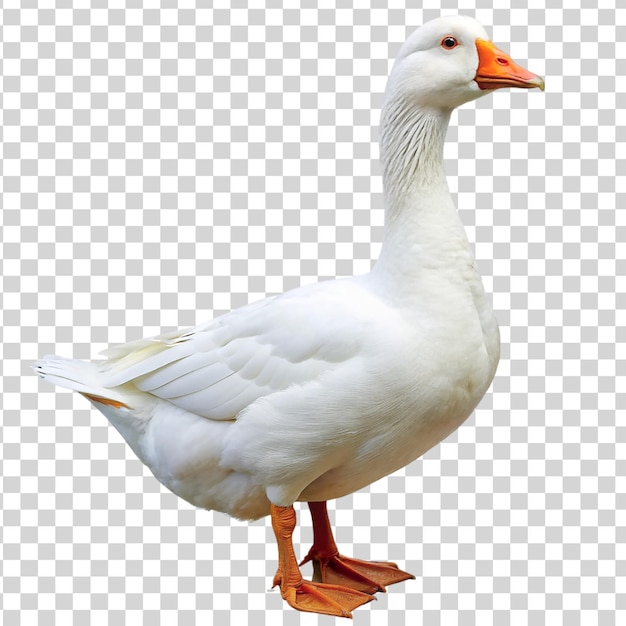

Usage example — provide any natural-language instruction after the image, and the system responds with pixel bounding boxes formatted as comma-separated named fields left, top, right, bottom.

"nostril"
left=496, top=57, right=509, bottom=66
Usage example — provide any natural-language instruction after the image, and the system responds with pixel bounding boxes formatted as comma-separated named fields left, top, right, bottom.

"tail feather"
left=33, top=355, right=131, bottom=408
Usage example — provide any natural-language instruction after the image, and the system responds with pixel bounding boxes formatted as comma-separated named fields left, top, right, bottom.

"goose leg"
left=300, top=501, right=415, bottom=594
left=270, top=504, right=374, bottom=617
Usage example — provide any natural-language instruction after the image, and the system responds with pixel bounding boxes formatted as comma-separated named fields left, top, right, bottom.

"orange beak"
left=475, top=39, right=544, bottom=91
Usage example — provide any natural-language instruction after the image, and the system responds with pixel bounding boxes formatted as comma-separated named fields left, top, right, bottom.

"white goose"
left=35, top=15, right=543, bottom=617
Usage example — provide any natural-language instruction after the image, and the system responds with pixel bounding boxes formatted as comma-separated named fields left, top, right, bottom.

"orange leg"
left=270, top=504, right=374, bottom=617
left=300, top=501, right=415, bottom=594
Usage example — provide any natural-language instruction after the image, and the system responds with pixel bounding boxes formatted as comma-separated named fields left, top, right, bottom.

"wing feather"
left=102, top=340, right=200, bottom=386
left=169, top=377, right=264, bottom=419
left=139, top=361, right=235, bottom=397
left=131, top=351, right=218, bottom=391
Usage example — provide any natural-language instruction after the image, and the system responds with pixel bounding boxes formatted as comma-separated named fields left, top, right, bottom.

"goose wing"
left=99, top=282, right=369, bottom=420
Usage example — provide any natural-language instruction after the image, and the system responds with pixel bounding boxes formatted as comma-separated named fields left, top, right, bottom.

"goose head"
left=386, top=15, right=544, bottom=112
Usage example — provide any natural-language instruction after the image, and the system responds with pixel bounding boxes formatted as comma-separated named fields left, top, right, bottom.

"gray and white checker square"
left=2, top=3, right=623, bottom=625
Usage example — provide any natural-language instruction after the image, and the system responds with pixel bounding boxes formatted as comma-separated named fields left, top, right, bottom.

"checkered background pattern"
left=2, top=2, right=623, bottom=625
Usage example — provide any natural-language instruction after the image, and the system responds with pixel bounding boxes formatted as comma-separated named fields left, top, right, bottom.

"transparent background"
left=2, top=2, right=624, bottom=625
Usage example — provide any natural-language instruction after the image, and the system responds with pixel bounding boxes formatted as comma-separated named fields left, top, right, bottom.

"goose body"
left=35, top=15, right=543, bottom=616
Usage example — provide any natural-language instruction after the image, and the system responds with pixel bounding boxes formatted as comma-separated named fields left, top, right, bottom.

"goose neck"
left=373, top=102, right=472, bottom=281
left=379, top=100, right=451, bottom=220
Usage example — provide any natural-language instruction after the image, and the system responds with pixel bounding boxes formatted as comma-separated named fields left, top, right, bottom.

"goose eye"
left=441, top=36, right=459, bottom=49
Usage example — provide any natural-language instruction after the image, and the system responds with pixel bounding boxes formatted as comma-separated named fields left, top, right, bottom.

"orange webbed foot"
left=301, top=549, right=415, bottom=593
left=303, top=501, right=415, bottom=594
left=275, top=576, right=374, bottom=618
